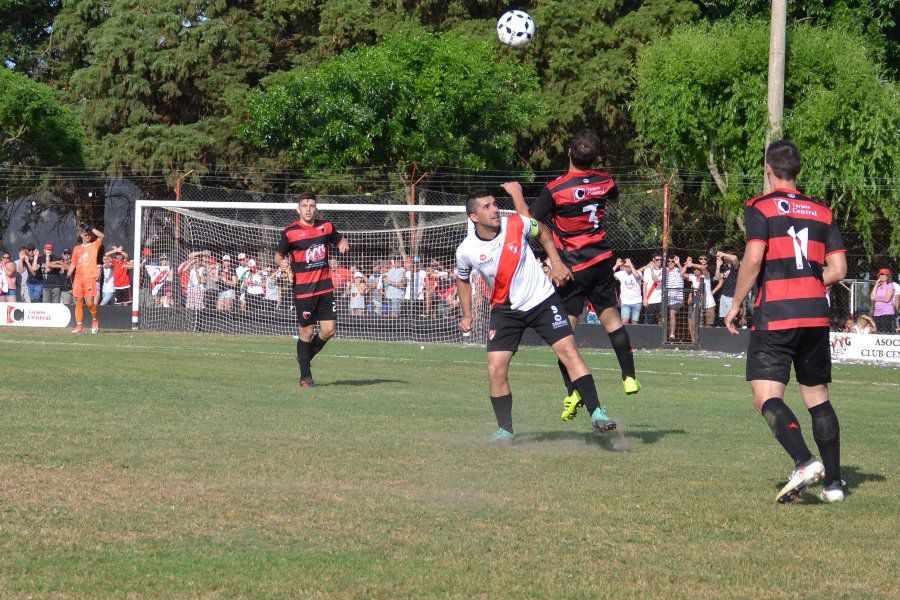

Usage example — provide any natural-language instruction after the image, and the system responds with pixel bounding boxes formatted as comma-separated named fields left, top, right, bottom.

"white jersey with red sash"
left=455, top=215, right=554, bottom=312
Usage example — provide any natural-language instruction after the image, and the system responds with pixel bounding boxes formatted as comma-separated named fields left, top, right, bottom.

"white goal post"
left=130, top=199, right=493, bottom=343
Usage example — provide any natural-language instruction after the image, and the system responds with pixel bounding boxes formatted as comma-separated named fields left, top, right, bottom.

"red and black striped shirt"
left=530, top=170, right=619, bottom=271
left=744, top=188, right=845, bottom=331
left=276, top=219, right=343, bottom=299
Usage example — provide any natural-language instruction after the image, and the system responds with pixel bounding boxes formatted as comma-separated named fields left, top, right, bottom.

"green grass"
left=0, top=329, right=898, bottom=598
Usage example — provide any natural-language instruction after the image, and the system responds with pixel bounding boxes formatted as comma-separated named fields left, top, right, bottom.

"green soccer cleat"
left=561, top=390, right=583, bottom=422
left=623, top=376, right=641, bottom=395
left=488, top=428, right=515, bottom=445
left=590, top=406, right=617, bottom=433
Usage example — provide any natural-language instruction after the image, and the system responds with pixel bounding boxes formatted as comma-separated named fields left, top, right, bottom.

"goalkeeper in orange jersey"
left=67, top=225, right=104, bottom=333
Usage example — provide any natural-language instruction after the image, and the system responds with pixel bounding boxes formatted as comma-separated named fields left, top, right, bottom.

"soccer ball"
left=497, top=10, right=535, bottom=49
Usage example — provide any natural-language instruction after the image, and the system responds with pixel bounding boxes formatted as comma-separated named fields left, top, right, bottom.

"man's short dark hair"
left=466, top=188, right=491, bottom=215
left=765, top=140, right=802, bottom=180
left=297, top=191, right=317, bottom=203
left=569, top=129, right=601, bottom=170
left=26, top=243, right=36, bottom=251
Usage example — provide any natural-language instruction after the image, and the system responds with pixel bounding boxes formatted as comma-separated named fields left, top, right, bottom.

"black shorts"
left=294, top=292, right=337, bottom=327
left=487, top=293, right=573, bottom=353
left=558, top=258, right=618, bottom=317
left=746, top=327, right=831, bottom=386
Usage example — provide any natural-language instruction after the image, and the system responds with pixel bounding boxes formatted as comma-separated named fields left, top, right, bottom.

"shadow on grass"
left=516, top=427, right=687, bottom=452
left=778, top=465, right=886, bottom=504
left=317, top=378, right=409, bottom=387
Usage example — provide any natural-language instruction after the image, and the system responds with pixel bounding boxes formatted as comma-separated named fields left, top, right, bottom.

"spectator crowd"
left=3, top=240, right=898, bottom=334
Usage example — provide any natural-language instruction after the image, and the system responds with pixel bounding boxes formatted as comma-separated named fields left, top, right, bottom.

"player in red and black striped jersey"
left=511, top=129, right=639, bottom=422
left=275, top=191, right=349, bottom=388
left=726, top=141, right=848, bottom=503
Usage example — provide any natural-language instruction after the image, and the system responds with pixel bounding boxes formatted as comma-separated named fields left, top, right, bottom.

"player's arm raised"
left=92, top=228, right=104, bottom=242
left=533, top=220, right=572, bottom=287
left=502, top=181, right=531, bottom=217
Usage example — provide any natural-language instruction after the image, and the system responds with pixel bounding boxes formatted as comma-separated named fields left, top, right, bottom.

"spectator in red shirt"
left=105, top=246, right=133, bottom=304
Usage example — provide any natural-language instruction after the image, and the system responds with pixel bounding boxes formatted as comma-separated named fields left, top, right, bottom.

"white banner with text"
left=829, top=332, right=900, bottom=364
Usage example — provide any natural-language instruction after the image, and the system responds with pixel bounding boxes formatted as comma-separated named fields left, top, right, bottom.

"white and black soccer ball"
left=497, top=10, right=536, bottom=49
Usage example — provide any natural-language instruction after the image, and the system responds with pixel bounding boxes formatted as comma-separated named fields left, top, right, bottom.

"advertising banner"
left=829, top=332, right=900, bottom=364
left=1, top=303, right=72, bottom=328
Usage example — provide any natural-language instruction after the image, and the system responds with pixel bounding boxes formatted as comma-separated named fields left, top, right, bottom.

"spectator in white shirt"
left=613, top=258, right=643, bottom=324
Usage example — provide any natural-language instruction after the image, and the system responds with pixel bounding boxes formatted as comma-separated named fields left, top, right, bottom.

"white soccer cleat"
left=776, top=458, right=825, bottom=504
left=820, top=481, right=846, bottom=503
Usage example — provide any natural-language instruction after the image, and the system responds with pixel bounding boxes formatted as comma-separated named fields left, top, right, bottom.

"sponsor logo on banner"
left=1, top=303, right=71, bottom=328
left=829, top=332, right=900, bottom=364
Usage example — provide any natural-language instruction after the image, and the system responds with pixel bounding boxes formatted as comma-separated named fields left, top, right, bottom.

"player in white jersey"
left=456, top=184, right=618, bottom=444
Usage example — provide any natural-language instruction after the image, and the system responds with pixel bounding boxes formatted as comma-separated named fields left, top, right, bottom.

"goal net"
left=131, top=189, right=663, bottom=343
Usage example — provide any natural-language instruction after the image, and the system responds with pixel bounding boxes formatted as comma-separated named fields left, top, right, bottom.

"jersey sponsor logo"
left=489, top=329, right=496, bottom=340
left=574, top=188, right=586, bottom=200
left=776, top=198, right=819, bottom=218
left=477, top=257, right=495, bottom=268
left=305, top=244, right=326, bottom=264
left=479, top=254, right=486, bottom=261
left=583, top=178, right=590, bottom=183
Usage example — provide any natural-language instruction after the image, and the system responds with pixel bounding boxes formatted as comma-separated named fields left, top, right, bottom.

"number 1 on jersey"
left=787, top=226, right=809, bottom=270
left=583, top=204, right=599, bottom=229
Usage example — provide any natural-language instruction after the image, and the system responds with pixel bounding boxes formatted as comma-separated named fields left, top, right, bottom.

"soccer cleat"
left=590, top=406, right=617, bottom=433
left=775, top=457, right=825, bottom=504
left=299, top=377, right=316, bottom=388
left=91, top=322, right=100, bottom=334
left=488, top=428, right=515, bottom=445
left=561, top=390, right=583, bottom=421
left=623, top=376, right=641, bottom=395
left=71, top=325, right=83, bottom=334
left=820, top=480, right=846, bottom=503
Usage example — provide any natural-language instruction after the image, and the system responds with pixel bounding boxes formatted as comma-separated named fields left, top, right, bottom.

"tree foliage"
left=632, top=20, right=900, bottom=254
left=0, top=68, right=83, bottom=166
left=245, top=31, right=543, bottom=172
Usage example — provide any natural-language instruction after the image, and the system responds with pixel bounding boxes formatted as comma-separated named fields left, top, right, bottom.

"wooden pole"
left=765, top=0, right=787, bottom=193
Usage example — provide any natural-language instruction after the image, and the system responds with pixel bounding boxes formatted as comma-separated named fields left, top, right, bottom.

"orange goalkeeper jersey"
left=72, top=240, right=101, bottom=279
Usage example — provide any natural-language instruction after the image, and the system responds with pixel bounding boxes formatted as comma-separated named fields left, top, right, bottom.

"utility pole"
left=765, top=0, right=787, bottom=193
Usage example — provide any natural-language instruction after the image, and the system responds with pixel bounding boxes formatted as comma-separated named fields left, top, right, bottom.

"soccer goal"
left=130, top=199, right=494, bottom=343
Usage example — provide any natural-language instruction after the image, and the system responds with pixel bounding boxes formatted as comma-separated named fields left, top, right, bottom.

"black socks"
left=557, top=360, right=575, bottom=395
left=761, top=397, right=813, bottom=467
left=310, top=333, right=328, bottom=358
left=608, top=326, right=635, bottom=380
left=297, top=338, right=312, bottom=379
left=571, top=374, right=601, bottom=415
left=490, top=394, right=513, bottom=433
left=809, top=401, right=841, bottom=485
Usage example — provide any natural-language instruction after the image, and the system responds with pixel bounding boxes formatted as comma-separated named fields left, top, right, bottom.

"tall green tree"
left=245, top=31, right=543, bottom=175
left=0, top=68, right=82, bottom=167
left=632, top=20, right=900, bottom=255
left=0, top=0, right=61, bottom=74
left=700, top=0, right=898, bottom=77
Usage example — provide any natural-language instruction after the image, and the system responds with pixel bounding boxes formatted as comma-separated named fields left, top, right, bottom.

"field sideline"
left=1, top=329, right=897, bottom=597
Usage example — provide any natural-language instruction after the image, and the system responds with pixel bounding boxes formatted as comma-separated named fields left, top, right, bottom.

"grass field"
left=1, top=329, right=898, bottom=598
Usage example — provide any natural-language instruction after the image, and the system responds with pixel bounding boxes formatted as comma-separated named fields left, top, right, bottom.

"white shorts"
left=719, top=295, right=734, bottom=318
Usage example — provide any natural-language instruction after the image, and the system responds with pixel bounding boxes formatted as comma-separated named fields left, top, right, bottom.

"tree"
left=244, top=30, right=543, bottom=174
left=0, top=0, right=61, bottom=74
left=632, top=20, right=900, bottom=255
left=0, top=68, right=84, bottom=243
left=0, top=68, right=83, bottom=167
left=699, top=0, right=899, bottom=78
